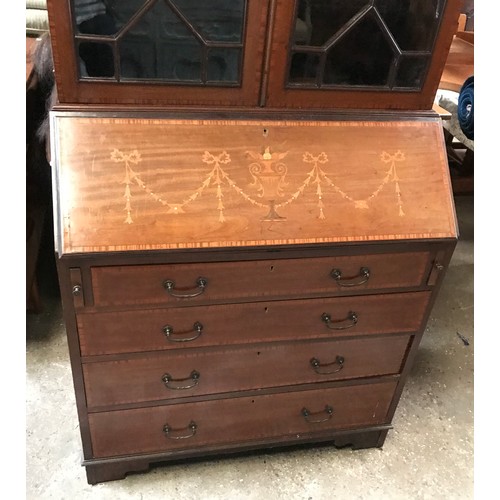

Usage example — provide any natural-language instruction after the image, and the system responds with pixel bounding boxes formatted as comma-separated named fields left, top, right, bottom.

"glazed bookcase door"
left=47, top=0, right=269, bottom=106
left=265, top=0, right=463, bottom=110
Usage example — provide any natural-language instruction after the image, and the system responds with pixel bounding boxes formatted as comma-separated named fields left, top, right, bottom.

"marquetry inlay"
left=52, top=116, right=457, bottom=254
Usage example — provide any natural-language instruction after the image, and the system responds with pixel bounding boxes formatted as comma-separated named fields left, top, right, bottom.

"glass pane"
left=74, top=0, right=120, bottom=77
left=376, top=0, right=445, bottom=51
left=172, top=0, right=245, bottom=42
left=293, top=0, right=369, bottom=47
left=289, top=52, right=320, bottom=84
left=207, top=48, right=241, bottom=83
left=323, top=14, right=393, bottom=86
left=72, top=0, right=246, bottom=85
left=78, top=41, right=115, bottom=77
left=287, top=0, right=444, bottom=91
left=157, top=41, right=203, bottom=82
left=73, top=0, right=121, bottom=35
left=395, top=56, right=429, bottom=88
left=120, top=2, right=202, bottom=81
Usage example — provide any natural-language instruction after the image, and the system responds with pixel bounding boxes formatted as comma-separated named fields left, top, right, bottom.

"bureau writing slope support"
left=51, top=113, right=457, bottom=484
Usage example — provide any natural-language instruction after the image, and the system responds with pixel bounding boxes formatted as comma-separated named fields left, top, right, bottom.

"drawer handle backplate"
left=163, top=277, right=208, bottom=298
left=310, top=355, right=345, bottom=374
left=163, top=322, right=203, bottom=342
left=330, top=267, right=370, bottom=287
left=321, top=311, right=358, bottom=330
left=162, top=370, right=200, bottom=390
left=163, top=421, right=197, bottom=440
left=302, top=405, right=334, bottom=424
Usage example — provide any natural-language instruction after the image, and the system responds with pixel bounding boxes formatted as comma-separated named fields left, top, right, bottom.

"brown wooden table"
left=438, top=34, right=474, bottom=194
left=439, top=35, right=474, bottom=92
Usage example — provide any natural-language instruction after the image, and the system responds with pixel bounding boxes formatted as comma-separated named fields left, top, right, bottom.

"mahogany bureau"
left=50, top=113, right=457, bottom=483
left=45, top=0, right=462, bottom=485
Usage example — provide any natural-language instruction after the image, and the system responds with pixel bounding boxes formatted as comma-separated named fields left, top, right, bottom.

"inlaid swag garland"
left=110, top=148, right=406, bottom=224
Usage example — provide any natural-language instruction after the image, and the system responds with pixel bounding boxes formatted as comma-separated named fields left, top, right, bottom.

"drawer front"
left=83, top=336, right=410, bottom=408
left=88, top=380, right=397, bottom=458
left=78, top=292, right=430, bottom=356
left=90, top=252, right=431, bottom=308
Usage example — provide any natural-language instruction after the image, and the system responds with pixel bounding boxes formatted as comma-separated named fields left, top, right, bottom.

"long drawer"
left=78, top=292, right=430, bottom=356
left=90, top=252, right=432, bottom=308
left=88, top=380, right=398, bottom=458
left=82, top=335, right=410, bottom=408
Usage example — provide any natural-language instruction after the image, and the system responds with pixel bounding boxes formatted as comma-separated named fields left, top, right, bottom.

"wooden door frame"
left=47, top=0, right=270, bottom=107
left=264, top=0, right=463, bottom=110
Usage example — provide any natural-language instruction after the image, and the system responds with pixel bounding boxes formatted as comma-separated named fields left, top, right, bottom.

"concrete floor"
left=26, top=195, right=473, bottom=500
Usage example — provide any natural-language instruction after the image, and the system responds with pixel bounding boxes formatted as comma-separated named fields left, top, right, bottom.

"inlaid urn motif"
left=247, top=147, right=289, bottom=221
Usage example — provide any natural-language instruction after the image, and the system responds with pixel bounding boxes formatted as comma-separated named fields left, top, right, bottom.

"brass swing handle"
left=310, top=355, right=345, bottom=374
left=163, top=277, right=208, bottom=298
left=162, top=370, right=200, bottom=390
left=302, top=405, right=334, bottom=423
left=163, top=322, right=203, bottom=342
left=321, top=311, right=358, bottom=330
left=330, top=267, right=370, bottom=287
left=163, top=421, right=197, bottom=440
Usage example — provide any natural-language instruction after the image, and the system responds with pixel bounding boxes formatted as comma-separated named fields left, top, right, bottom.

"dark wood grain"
left=82, top=335, right=409, bottom=408
left=81, top=426, right=390, bottom=483
left=89, top=252, right=432, bottom=308
left=78, top=291, right=430, bottom=356
left=87, top=380, right=397, bottom=458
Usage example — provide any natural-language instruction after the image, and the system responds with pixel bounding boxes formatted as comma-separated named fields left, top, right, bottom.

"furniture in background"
left=26, top=0, right=50, bottom=312
left=436, top=13, right=474, bottom=194
left=26, top=0, right=49, bottom=37
left=45, top=0, right=462, bottom=484
left=27, top=37, right=42, bottom=313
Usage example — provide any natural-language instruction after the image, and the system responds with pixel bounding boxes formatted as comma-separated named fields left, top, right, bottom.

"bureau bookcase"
left=46, top=0, right=462, bottom=483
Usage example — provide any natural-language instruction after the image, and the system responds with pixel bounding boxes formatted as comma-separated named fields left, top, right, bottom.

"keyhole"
left=270, top=265, right=274, bottom=271
left=263, top=128, right=268, bottom=138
